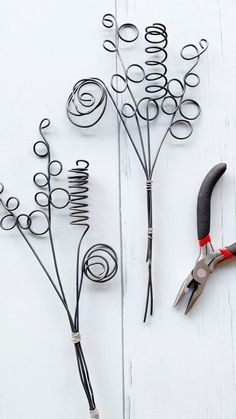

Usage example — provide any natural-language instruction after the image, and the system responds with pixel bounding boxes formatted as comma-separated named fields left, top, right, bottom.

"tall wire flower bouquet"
left=67, top=13, right=208, bottom=321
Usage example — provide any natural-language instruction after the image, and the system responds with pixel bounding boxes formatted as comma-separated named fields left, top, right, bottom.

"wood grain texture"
left=0, top=0, right=236, bottom=418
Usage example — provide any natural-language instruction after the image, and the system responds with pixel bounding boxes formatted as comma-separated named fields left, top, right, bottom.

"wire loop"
left=118, top=23, right=139, bottom=42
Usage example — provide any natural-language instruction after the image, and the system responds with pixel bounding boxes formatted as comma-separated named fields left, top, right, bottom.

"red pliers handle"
left=174, top=163, right=236, bottom=314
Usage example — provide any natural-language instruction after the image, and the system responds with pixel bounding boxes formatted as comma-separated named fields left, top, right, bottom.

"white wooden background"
left=0, top=0, right=236, bottom=418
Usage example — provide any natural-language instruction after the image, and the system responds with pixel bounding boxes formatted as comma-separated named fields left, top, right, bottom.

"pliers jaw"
left=173, top=270, right=206, bottom=315
left=174, top=245, right=227, bottom=314
left=173, top=272, right=195, bottom=313
left=173, top=244, right=213, bottom=314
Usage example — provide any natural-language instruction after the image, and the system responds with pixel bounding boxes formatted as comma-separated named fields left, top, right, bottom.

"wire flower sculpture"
left=66, top=13, right=208, bottom=322
left=0, top=118, right=118, bottom=419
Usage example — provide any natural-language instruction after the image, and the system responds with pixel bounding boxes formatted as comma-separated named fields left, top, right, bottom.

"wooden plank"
left=0, top=1, right=123, bottom=418
left=116, top=0, right=236, bottom=418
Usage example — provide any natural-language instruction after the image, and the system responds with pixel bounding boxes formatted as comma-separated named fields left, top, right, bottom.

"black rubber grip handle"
left=197, top=163, right=227, bottom=240
left=226, top=243, right=236, bottom=256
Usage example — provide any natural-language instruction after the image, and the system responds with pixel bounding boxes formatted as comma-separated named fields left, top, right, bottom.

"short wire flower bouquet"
left=0, top=118, right=118, bottom=419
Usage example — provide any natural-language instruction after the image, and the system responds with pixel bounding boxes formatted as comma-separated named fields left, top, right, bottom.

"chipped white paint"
left=0, top=1, right=236, bottom=419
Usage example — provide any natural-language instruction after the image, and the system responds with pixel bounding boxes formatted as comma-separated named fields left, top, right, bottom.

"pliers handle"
left=197, top=163, right=236, bottom=257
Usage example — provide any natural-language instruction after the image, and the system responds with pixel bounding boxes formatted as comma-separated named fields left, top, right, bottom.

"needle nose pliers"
left=174, top=163, right=236, bottom=314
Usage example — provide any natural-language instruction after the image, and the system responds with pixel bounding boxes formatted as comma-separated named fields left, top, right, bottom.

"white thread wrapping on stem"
left=146, top=179, right=153, bottom=191
left=90, top=408, right=99, bottom=419
left=148, top=227, right=153, bottom=239
left=72, top=331, right=82, bottom=344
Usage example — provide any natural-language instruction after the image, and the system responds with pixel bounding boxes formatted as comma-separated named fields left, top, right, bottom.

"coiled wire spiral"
left=68, top=160, right=89, bottom=226
left=145, top=23, right=168, bottom=98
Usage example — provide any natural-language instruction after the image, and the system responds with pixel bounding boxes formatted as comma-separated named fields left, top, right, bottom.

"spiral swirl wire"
left=67, top=79, right=108, bottom=128
left=82, top=244, right=118, bottom=283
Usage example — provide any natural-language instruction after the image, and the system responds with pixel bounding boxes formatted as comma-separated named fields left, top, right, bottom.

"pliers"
left=174, top=163, right=236, bottom=314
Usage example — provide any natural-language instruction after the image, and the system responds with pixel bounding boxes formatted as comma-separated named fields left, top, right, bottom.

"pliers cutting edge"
left=174, top=163, right=236, bottom=314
